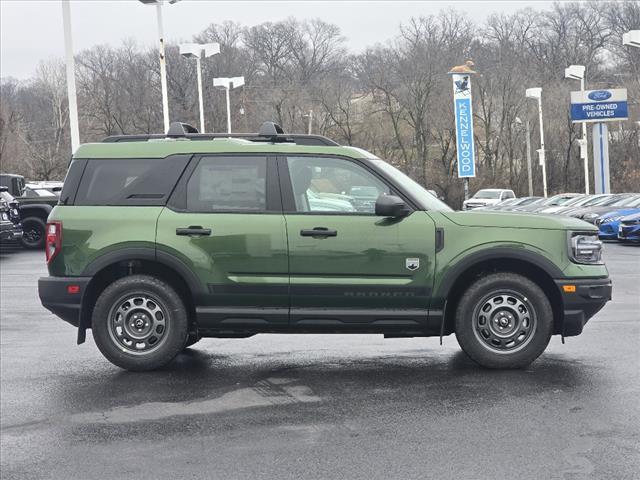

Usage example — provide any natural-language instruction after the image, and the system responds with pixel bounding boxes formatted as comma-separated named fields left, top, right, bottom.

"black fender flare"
left=18, top=203, right=52, bottom=220
left=432, top=246, right=566, bottom=338
left=434, top=246, right=565, bottom=307
left=76, top=247, right=205, bottom=343
left=81, top=246, right=204, bottom=296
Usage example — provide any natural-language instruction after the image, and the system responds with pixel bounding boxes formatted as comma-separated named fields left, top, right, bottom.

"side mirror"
left=375, top=194, right=411, bottom=217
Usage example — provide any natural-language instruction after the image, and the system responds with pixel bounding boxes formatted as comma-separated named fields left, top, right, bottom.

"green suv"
left=38, top=122, right=612, bottom=371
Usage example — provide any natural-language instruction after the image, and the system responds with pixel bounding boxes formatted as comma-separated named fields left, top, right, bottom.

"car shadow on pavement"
left=51, top=346, right=597, bottom=429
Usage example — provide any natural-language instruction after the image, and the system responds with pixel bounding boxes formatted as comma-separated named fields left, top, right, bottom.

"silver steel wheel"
left=472, top=290, right=537, bottom=354
left=107, top=294, right=169, bottom=355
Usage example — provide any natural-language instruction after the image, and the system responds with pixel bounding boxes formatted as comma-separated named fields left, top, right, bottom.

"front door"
left=280, top=155, right=436, bottom=329
left=157, top=155, right=289, bottom=328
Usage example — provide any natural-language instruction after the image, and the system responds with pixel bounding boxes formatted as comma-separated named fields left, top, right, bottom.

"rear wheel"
left=20, top=217, right=45, bottom=249
left=455, top=272, right=553, bottom=369
left=92, top=275, right=188, bottom=371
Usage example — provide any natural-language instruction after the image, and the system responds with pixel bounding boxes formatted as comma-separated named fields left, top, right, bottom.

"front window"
left=287, top=156, right=389, bottom=213
left=370, top=160, right=453, bottom=211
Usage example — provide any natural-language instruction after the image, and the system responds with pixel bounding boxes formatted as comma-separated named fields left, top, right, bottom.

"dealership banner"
left=570, top=88, right=628, bottom=123
left=451, top=74, right=476, bottom=178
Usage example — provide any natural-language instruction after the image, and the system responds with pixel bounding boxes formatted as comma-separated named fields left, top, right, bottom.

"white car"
left=462, top=189, right=515, bottom=210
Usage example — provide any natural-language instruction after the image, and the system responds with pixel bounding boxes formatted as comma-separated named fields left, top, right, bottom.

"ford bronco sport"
left=38, top=122, right=612, bottom=371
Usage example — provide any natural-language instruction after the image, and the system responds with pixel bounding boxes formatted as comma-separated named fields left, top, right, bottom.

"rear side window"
left=59, top=159, right=86, bottom=205
left=74, top=156, right=189, bottom=206
left=186, top=157, right=267, bottom=212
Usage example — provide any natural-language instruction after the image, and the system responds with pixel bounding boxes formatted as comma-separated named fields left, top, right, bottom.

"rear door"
left=280, top=155, right=436, bottom=330
left=157, top=155, right=289, bottom=329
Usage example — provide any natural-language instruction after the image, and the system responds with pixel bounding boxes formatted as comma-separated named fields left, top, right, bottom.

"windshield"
left=614, top=195, right=640, bottom=207
left=560, top=196, right=586, bottom=207
left=516, top=197, right=541, bottom=205
left=370, top=160, right=452, bottom=211
left=473, top=190, right=502, bottom=199
left=582, top=195, right=612, bottom=207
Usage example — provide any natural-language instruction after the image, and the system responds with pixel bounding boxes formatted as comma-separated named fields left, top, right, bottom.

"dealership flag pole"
left=449, top=61, right=477, bottom=201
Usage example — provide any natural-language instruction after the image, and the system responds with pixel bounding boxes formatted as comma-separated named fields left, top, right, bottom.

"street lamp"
left=180, top=43, right=220, bottom=133
left=622, top=30, right=640, bottom=48
left=565, top=64, right=590, bottom=194
left=525, top=87, right=548, bottom=198
left=213, top=77, right=245, bottom=133
left=139, top=0, right=181, bottom=133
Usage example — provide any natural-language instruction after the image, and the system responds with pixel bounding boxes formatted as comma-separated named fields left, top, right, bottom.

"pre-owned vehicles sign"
left=570, top=89, right=628, bottom=123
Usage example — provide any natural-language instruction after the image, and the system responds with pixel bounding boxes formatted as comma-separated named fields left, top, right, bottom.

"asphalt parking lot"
left=1, top=244, right=639, bottom=480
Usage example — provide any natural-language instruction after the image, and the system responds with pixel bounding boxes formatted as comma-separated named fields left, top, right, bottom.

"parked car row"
left=479, top=192, right=640, bottom=243
left=0, top=174, right=62, bottom=249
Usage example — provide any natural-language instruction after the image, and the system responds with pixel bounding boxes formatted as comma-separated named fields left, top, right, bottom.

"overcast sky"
left=0, top=0, right=555, bottom=79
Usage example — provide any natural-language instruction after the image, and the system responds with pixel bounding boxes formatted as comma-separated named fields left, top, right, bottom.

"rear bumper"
left=38, top=276, right=91, bottom=327
left=555, top=277, right=612, bottom=337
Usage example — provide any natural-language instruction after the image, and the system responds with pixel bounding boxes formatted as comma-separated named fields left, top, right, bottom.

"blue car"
left=596, top=207, right=640, bottom=240
left=617, top=212, right=640, bottom=243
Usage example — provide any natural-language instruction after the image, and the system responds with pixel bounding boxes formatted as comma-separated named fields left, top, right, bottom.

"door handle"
left=176, top=226, right=212, bottom=236
left=300, top=227, right=337, bottom=237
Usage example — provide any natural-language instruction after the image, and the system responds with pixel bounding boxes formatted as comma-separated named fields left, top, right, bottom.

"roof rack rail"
left=167, top=122, right=199, bottom=136
left=102, top=121, right=339, bottom=146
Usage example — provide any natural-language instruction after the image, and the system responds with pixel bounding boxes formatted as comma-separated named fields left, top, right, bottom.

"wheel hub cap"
left=108, top=295, right=168, bottom=355
left=472, top=291, right=537, bottom=354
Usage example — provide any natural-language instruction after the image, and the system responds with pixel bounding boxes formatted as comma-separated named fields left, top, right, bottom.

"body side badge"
left=406, top=258, right=420, bottom=271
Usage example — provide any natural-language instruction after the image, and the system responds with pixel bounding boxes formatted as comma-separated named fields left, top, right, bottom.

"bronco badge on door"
left=406, top=258, right=420, bottom=271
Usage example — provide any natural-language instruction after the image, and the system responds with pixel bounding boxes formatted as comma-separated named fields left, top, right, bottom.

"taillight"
left=45, top=221, right=63, bottom=264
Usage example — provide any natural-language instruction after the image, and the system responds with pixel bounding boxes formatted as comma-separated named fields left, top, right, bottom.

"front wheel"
left=92, top=275, right=189, bottom=371
left=455, top=272, right=553, bottom=369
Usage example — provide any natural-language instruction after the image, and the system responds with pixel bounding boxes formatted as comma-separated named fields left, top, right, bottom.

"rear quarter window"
left=74, top=156, right=190, bottom=206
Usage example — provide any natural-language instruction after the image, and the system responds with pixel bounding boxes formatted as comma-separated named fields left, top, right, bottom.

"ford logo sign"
left=588, top=90, right=612, bottom=101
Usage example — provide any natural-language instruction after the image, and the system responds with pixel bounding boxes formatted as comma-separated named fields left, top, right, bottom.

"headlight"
left=568, top=232, right=603, bottom=264
left=1, top=212, right=8, bottom=221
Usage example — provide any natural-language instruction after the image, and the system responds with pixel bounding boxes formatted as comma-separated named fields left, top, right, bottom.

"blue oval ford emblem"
left=588, top=90, right=612, bottom=101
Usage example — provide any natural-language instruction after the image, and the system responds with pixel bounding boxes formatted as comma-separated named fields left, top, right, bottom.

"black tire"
left=20, top=217, right=45, bottom=249
left=91, top=275, right=189, bottom=371
left=455, top=272, right=553, bottom=369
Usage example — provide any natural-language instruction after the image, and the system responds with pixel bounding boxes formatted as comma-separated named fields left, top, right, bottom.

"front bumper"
left=38, top=276, right=92, bottom=327
left=598, top=222, right=618, bottom=240
left=555, top=278, right=612, bottom=337
left=0, top=222, right=23, bottom=243
left=618, top=223, right=640, bottom=241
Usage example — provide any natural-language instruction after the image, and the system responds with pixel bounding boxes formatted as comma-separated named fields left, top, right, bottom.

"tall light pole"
left=213, top=77, right=245, bottom=133
left=61, top=0, right=80, bottom=152
left=179, top=43, right=220, bottom=133
left=526, top=87, right=547, bottom=198
left=565, top=65, right=589, bottom=194
left=139, top=0, right=180, bottom=133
